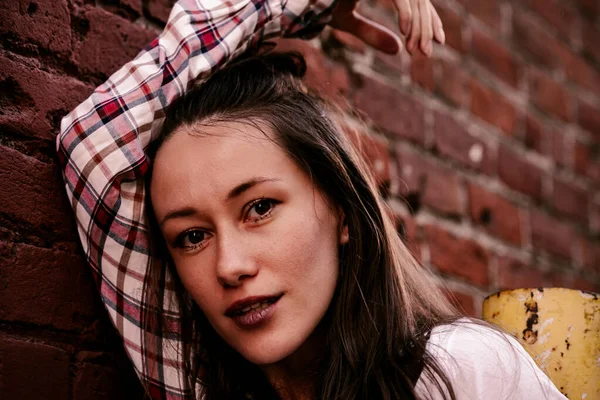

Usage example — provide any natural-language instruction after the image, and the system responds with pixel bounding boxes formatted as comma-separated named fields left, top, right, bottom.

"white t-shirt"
left=415, top=320, right=568, bottom=400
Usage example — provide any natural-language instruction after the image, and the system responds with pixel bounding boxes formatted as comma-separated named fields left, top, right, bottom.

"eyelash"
left=172, top=198, right=280, bottom=252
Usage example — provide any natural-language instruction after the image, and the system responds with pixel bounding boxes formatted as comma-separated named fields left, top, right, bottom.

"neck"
left=261, top=323, right=327, bottom=400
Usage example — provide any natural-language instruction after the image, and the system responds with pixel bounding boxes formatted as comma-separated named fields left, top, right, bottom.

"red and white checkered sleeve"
left=55, top=0, right=337, bottom=398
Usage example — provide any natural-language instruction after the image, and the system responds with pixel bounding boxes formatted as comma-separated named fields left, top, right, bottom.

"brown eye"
left=175, top=229, right=208, bottom=250
left=187, top=230, right=205, bottom=244
left=246, top=199, right=279, bottom=222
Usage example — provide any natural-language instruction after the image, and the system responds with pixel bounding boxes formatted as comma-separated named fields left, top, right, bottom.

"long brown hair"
left=143, top=51, right=462, bottom=399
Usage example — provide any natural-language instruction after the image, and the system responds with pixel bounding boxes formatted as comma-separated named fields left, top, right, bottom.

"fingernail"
left=439, top=29, right=446, bottom=44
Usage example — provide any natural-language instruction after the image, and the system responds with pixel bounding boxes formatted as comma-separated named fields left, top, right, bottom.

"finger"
left=430, top=3, right=445, bottom=44
left=395, top=0, right=412, bottom=36
left=406, top=0, right=420, bottom=54
left=350, top=13, right=403, bottom=54
left=419, top=0, right=433, bottom=56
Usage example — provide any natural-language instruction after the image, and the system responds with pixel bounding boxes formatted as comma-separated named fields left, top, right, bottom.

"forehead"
left=150, top=120, right=299, bottom=203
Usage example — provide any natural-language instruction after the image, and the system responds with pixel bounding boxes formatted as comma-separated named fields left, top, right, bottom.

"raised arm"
left=56, top=0, right=337, bottom=397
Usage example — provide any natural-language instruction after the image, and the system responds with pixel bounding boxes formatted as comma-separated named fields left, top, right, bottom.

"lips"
left=225, top=294, right=283, bottom=328
left=225, top=294, right=282, bottom=317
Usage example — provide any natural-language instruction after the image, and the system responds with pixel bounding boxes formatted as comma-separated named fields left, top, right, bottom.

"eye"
left=245, top=198, right=279, bottom=223
left=174, top=229, right=210, bottom=251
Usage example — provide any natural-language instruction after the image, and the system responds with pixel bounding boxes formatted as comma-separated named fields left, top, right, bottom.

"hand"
left=329, top=0, right=445, bottom=56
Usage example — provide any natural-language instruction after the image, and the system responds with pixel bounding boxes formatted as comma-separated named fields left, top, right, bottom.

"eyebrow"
left=159, top=177, right=281, bottom=227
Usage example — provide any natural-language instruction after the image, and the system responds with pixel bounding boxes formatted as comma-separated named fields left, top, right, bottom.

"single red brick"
left=0, top=242, right=104, bottom=330
left=437, top=60, right=471, bottom=108
left=529, top=69, right=572, bottom=122
left=552, top=178, right=588, bottom=223
left=146, top=0, right=176, bottom=24
left=578, top=99, right=600, bottom=138
left=424, top=224, right=490, bottom=286
left=498, top=144, right=544, bottom=202
left=433, top=5, right=464, bottom=53
left=471, top=80, right=517, bottom=135
left=471, top=29, right=520, bottom=87
left=531, top=209, right=574, bottom=260
left=0, top=338, right=69, bottom=399
left=354, top=76, right=425, bottom=143
left=513, top=12, right=570, bottom=71
left=445, top=290, right=477, bottom=316
left=433, top=111, right=492, bottom=173
left=496, top=256, right=549, bottom=290
left=396, top=147, right=465, bottom=217
left=410, top=53, right=435, bottom=91
left=523, top=0, right=578, bottom=41
left=467, top=183, right=523, bottom=246
left=72, top=7, right=155, bottom=79
left=0, top=0, right=71, bottom=55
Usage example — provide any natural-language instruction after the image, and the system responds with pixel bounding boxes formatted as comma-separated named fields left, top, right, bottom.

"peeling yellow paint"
left=483, top=288, right=599, bottom=400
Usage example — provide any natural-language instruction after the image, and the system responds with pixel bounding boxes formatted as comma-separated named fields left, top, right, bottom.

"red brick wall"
left=1, top=0, right=599, bottom=398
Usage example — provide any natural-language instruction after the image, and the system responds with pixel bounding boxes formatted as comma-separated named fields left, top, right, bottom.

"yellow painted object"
left=482, top=288, right=600, bottom=400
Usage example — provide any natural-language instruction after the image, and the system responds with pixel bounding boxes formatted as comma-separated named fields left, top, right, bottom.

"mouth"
left=225, top=294, right=283, bottom=328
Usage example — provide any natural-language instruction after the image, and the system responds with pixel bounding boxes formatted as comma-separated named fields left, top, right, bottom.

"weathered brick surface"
left=552, top=178, right=588, bottom=224
left=71, top=6, right=155, bottom=79
left=1, top=0, right=598, bottom=396
left=467, top=183, right=523, bottom=246
left=0, top=241, right=103, bottom=330
left=73, top=351, right=145, bottom=399
left=355, top=76, right=425, bottom=143
left=433, top=111, right=493, bottom=173
left=0, top=146, right=77, bottom=245
left=0, top=0, right=72, bottom=55
left=531, top=210, right=574, bottom=260
left=396, top=146, right=465, bottom=217
left=529, top=68, right=573, bottom=122
left=471, top=29, right=520, bottom=88
left=0, top=338, right=70, bottom=399
left=424, top=224, right=490, bottom=286
left=471, top=80, right=517, bottom=135
left=498, top=144, right=544, bottom=202
left=445, top=290, right=476, bottom=316
left=496, top=256, right=550, bottom=290
left=578, top=99, right=600, bottom=137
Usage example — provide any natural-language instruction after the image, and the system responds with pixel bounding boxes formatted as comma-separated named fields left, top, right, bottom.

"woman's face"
left=150, top=120, right=348, bottom=366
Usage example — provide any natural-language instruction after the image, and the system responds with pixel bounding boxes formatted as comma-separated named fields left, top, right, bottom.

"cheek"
left=271, top=207, right=340, bottom=291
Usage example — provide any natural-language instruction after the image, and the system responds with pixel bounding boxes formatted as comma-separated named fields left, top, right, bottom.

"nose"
left=215, top=231, right=258, bottom=288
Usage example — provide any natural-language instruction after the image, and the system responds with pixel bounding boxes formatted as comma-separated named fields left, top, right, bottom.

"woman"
left=56, top=0, right=567, bottom=399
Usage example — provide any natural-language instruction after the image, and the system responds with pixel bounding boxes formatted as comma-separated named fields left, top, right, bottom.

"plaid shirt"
left=56, top=0, right=337, bottom=398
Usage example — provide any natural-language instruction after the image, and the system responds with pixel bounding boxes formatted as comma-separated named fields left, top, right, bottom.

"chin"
left=234, top=332, right=304, bottom=366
